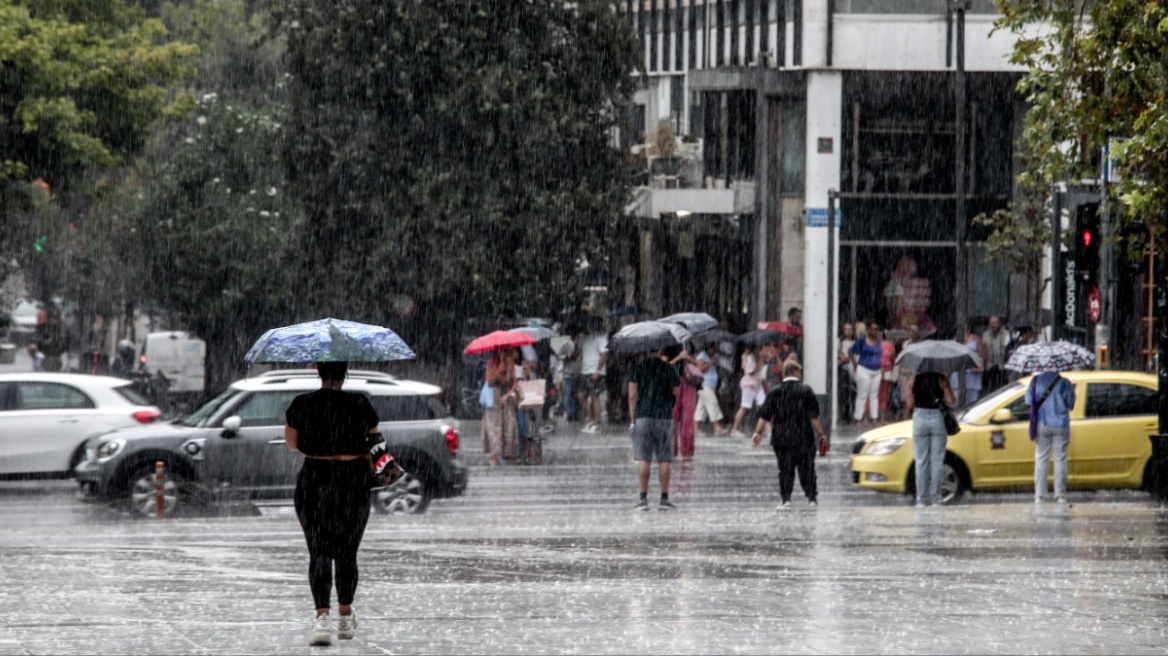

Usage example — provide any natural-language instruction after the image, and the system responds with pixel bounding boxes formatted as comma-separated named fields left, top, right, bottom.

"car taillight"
left=132, top=409, right=161, bottom=424
left=443, top=425, right=459, bottom=455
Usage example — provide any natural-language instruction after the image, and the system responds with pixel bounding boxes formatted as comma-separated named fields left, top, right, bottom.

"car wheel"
left=939, top=456, right=970, bottom=505
left=125, top=462, right=193, bottom=519
left=370, top=473, right=431, bottom=515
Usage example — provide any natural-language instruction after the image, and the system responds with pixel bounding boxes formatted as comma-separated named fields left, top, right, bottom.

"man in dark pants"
left=752, top=360, right=828, bottom=510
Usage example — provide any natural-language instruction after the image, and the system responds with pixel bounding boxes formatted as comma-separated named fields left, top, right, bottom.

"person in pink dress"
left=668, top=345, right=701, bottom=461
left=878, top=329, right=897, bottom=419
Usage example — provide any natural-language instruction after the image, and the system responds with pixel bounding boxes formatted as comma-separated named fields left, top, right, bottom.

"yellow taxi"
left=849, top=371, right=1159, bottom=504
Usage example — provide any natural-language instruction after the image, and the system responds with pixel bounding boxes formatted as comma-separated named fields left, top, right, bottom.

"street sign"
left=1087, top=286, right=1101, bottom=324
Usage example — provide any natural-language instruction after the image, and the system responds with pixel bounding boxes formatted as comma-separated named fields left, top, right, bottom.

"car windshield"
left=174, top=387, right=242, bottom=427
left=956, top=382, right=1024, bottom=422
left=112, top=384, right=152, bottom=406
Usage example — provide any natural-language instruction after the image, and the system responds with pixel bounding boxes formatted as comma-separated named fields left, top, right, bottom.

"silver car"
left=75, top=370, right=467, bottom=517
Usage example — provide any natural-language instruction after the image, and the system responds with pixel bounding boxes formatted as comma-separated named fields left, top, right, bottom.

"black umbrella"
left=736, top=329, right=790, bottom=346
left=692, top=329, right=737, bottom=346
left=609, top=320, right=692, bottom=354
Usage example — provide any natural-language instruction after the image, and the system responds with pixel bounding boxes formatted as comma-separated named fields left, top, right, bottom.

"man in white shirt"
left=576, top=330, right=609, bottom=433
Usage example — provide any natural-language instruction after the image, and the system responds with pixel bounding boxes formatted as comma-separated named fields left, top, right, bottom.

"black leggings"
left=294, top=459, right=371, bottom=609
left=772, top=443, right=817, bottom=503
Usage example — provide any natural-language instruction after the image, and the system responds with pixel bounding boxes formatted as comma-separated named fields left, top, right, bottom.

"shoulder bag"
left=1028, top=375, right=1061, bottom=441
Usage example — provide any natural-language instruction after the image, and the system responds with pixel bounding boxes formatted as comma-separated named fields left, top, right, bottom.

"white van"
left=140, top=331, right=205, bottom=394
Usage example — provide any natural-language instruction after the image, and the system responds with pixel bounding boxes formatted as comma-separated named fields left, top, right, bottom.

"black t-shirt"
left=285, top=389, right=380, bottom=457
left=627, top=357, right=680, bottom=420
left=911, top=372, right=946, bottom=410
left=758, top=380, right=820, bottom=449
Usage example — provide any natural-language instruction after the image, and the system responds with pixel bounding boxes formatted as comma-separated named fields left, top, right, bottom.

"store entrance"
left=839, top=243, right=958, bottom=339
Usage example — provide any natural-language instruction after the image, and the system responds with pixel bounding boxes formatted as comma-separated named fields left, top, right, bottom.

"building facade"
left=622, top=0, right=1032, bottom=394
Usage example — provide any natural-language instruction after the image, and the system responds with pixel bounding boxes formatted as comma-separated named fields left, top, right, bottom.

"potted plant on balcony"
left=650, top=121, right=682, bottom=177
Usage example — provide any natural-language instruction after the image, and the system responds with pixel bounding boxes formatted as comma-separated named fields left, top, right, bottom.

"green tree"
left=0, top=0, right=196, bottom=195
left=982, top=1, right=1167, bottom=272
left=0, top=0, right=196, bottom=313
left=107, top=93, right=300, bottom=385
left=273, top=0, right=639, bottom=357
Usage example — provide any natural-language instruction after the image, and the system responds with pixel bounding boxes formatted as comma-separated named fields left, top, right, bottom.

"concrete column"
left=801, top=0, right=829, bottom=69
left=801, top=71, right=842, bottom=394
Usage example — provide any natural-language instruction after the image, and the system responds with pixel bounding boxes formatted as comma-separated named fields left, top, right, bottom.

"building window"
left=703, top=90, right=755, bottom=185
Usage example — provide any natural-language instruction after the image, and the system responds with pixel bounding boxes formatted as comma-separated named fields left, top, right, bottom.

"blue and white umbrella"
left=244, top=318, right=415, bottom=363
left=1005, top=340, right=1095, bottom=373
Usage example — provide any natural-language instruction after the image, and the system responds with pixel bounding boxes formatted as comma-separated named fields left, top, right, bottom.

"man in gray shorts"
left=627, top=350, right=680, bottom=510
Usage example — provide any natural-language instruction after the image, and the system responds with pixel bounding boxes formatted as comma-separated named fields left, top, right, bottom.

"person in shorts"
left=627, top=349, right=680, bottom=510
left=576, top=329, right=609, bottom=433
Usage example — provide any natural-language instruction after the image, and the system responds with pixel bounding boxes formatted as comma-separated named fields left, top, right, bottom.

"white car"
left=7, top=300, right=42, bottom=340
left=0, top=374, right=161, bottom=478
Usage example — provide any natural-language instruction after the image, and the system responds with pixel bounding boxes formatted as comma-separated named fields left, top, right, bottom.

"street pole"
left=827, top=190, right=838, bottom=434
left=1097, top=140, right=1113, bottom=368
left=1153, top=235, right=1168, bottom=501
left=953, top=0, right=969, bottom=405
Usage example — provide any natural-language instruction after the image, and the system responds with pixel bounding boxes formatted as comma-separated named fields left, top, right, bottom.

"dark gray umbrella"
left=692, top=329, right=737, bottom=346
left=895, top=340, right=982, bottom=376
left=609, top=320, right=692, bottom=354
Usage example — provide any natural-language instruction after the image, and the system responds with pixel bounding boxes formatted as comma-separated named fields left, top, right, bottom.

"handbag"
left=684, top=361, right=704, bottom=387
left=367, top=437, right=408, bottom=490
left=479, top=381, right=496, bottom=409
left=936, top=396, right=960, bottom=436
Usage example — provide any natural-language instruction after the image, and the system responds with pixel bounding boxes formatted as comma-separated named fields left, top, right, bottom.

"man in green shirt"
left=627, top=350, right=680, bottom=510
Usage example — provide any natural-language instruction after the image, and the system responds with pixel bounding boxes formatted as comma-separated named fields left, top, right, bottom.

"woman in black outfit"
left=284, top=361, right=380, bottom=646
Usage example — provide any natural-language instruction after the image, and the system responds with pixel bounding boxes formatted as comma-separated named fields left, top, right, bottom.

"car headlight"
left=863, top=437, right=907, bottom=456
left=96, top=438, right=126, bottom=462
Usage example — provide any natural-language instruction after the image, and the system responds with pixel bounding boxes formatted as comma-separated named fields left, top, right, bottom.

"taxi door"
left=971, top=386, right=1034, bottom=488
left=1070, top=381, right=1158, bottom=488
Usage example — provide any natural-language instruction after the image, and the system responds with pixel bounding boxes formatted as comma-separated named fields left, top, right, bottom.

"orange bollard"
left=155, top=460, right=166, bottom=520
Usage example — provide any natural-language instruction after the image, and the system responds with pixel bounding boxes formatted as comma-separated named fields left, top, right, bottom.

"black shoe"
left=658, top=499, right=677, bottom=511
left=633, top=499, right=650, bottom=511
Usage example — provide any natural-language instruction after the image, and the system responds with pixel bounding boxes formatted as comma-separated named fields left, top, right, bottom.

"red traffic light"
left=1082, top=230, right=1093, bottom=247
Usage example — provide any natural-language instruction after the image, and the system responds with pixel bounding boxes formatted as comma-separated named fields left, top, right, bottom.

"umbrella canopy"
left=609, top=320, right=692, bottom=354
left=509, top=326, right=556, bottom=341
left=895, top=339, right=982, bottom=376
left=1005, top=341, right=1095, bottom=373
left=757, top=321, right=803, bottom=336
left=737, top=329, right=790, bottom=346
left=660, top=312, right=718, bottom=334
left=692, top=329, right=737, bottom=347
left=463, top=330, right=537, bottom=355
left=244, top=318, right=415, bottom=363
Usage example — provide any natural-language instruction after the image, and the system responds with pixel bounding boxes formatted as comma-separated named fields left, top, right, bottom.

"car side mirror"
left=991, top=409, right=1014, bottom=424
left=221, top=415, right=242, bottom=437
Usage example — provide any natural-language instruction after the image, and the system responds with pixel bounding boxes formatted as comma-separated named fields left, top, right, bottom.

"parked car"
left=0, top=374, right=161, bottom=478
left=7, top=299, right=43, bottom=342
left=849, top=371, right=1160, bottom=504
left=75, top=369, right=467, bottom=518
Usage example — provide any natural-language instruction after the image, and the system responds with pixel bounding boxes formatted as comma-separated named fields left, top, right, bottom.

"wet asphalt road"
left=1, top=428, right=1167, bottom=655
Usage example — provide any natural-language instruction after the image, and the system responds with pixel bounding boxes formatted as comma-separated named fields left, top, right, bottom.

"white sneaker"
left=337, top=612, right=357, bottom=640
left=731, top=430, right=746, bottom=439
left=808, top=499, right=818, bottom=508
left=582, top=423, right=598, bottom=434
left=1056, top=496, right=1067, bottom=504
left=309, top=613, right=332, bottom=646
left=776, top=501, right=791, bottom=510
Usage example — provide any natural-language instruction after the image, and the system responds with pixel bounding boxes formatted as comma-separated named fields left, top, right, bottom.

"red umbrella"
left=463, top=330, right=537, bottom=355
left=757, top=321, right=803, bottom=336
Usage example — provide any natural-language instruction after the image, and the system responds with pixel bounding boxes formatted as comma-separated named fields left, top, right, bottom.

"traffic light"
left=1074, top=202, right=1100, bottom=285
